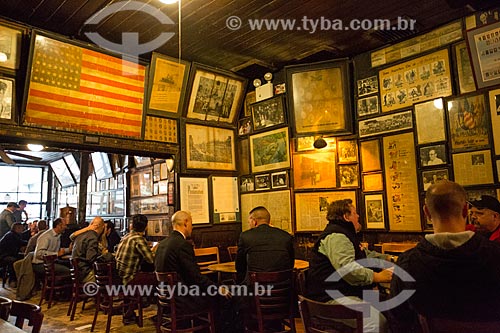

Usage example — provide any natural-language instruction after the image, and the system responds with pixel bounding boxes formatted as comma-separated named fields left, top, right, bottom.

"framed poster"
left=240, top=190, right=292, bottom=233
left=292, top=150, right=336, bottom=189
left=422, top=168, right=449, bottom=191
left=184, top=123, right=236, bottom=171
left=414, top=98, right=446, bottom=144
left=357, top=95, right=379, bottom=117
left=360, top=139, right=381, bottom=172
left=357, top=76, right=379, bottom=97
left=362, top=172, right=384, bottom=192
left=250, top=127, right=290, bottom=173
left=0, top=22, right=23, bottom=71
left=488, top=89, right=500, bottom=155
left=453, top=150, right=494, bottom=186
left=211, top=176, right=239, bottom=223
left=285, top=60, right=352, bottom=136
left=364, top=194, right=385, bottom=229
left=454, top=42, right=476, bottom=94
left=420, top=144, right=447, bottom=167
left=359, top=110, right=413, bottom=138
left=0, top=76, right=15, bottom=123
left=147, top=52, right=190, bottom=117
left=338, top=140, right=358, bottom=163
left=466, top=21, right=500, bottom=89
left=185, top=62, right=247, bottom=124
left=447, top=93, right=489, bottom=151
left=339, top=165, right=359, bottom=188
left=271, top=171, right=288, bottom=189
left=179, top=177, right=210, bottom=224
left=250, top=95, right=286, bottom=132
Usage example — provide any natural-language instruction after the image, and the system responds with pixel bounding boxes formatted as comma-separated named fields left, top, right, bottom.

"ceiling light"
left=159, top=0, right=178, bottom=4
left=27, top=144, right=44, bottom=152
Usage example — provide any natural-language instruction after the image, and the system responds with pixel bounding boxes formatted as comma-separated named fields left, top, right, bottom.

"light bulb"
left=253, top=78, right=262, bottom=88
left=264, top=72, right=273, bottom=82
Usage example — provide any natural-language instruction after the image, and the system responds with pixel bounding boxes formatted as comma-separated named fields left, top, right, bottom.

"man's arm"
left=178, top=242, right=214, bottom=290
left=34, top=234, right=58, bottom=261
left=136, top=237, right=154, bottom=264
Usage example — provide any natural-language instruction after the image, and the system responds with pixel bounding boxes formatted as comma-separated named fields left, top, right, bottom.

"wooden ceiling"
left=1, top=0, right=495, bottom=78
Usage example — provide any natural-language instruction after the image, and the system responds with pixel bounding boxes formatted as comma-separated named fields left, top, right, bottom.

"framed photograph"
left=453, top=150, right=494, bottom=186
left=357, top=75, right=379, bottom=97
left=285, top=59, right=352, bottom=136
left=364, top=194, right=385, bottom=229
left=467, top=188, right=497, bottom=202
left=420, top=144, right=447, bottom=167
left=466, top=21, right=500, bottom=89
left=414, top=98, right=446, bottom=144
left=0, top=22, right=23, bottom=71
left=271, top=171, right=288, bottom=189
left=255, top=174, right=271, bottom=191
left=179, top=177, right=210, bottom=224
left=185, top=62, right=247, bottom=124
left=250, top=127, right=290, bottom=173
left=238, top=117, right=252, bottom=136
left=362, top=172, right=384, bottom=192
left=211, top=176, right=239, bottom=223
left=244, top=91, right=256, bottom=117
left=250, top=95, right=286, bottom=132
left=339, top=164, right=359, bottom=187
left=454, top=42, right=476, bottom=94
left=184, top=122, right=236, bottom=171
left=359, top=110, right=413, bottom=138
left=338, top=140, right=358, bottom=163
left=240, top=175, right=254, bottom=193
left=422, top=169, right=449, bottom=191
left=0, top=77, right=15, bottom=123
left=360, top=139, right=381, bottom=172
left=447, top=93, right=489, bottom=152
left=488, top=89, right=500, bottom=155
left=357, top=95, right=379, bottom=117
left=147, top=52, right=190, bottom=117
left=292, top=150, right=336, bottom=189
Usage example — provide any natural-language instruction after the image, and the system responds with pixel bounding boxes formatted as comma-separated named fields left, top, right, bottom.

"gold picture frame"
left=249, top=127, right=290, bottom=173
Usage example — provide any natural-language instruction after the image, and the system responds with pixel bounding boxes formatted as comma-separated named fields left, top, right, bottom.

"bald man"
left=71, top=216, right=105, bottom=283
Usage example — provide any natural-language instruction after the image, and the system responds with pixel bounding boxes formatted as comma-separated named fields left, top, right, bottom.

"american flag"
left=24, top=34, right=145, bottom=138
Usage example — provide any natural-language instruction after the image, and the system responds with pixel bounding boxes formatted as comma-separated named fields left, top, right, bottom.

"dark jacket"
left=235, top=223, right=294, bottom=284
left=107, top=229, right=121, bottom=253
left=71, top=229, right=101, bottom=281
left=0, top=230, right=27, bottom=259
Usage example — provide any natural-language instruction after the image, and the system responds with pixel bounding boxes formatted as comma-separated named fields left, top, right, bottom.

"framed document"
left=414, top=98, right=446, bottom=144
left=211, top=176, right=239, bottom=223
left=453, top=150, right=493, bottom=186
left=364, top=194, right=385, bottom=229
left=362, top=172, right=384, bottom=192
left=240, top=190, right=292, bottom=233
left=250, top=127, right=290, bottom=173
left=179, top=177, right=210, bottom=225
left=454, top=42, right=476, bottom=94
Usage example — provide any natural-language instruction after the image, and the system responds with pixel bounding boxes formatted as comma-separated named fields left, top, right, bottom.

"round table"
left=207, top=259, right=309, bottom=273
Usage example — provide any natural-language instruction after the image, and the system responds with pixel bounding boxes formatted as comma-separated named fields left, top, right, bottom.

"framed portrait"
left=414, top=98, right=446, bottom=144
left=285, top=59, right=352, bottom=136
left=239, top=175, right=254, bottom=193
left=488, top=89, right=500, bottom=155
left=271, top=171, right=288, bottom=189
left=422, top=168, right=449, bottom=191
left=211, top=176, right=239, bottom=223
left=250, top=95, right=286, bottom=132
left=179, top=177, right=210, bottom=224
left=147, top=52, right=190, bottom=117
left=244, top=91, right=256, bottom=117
left=238, top=117, right=252, bottom=136
left=255, top=174, right=271, bottom=191
left=453, top=150, right=494, bottom=186
left=185, top=62, right=247, bottom=124
left=0, top=77, right=15, bottom=123
left=364, top=194, right=385, bottom=229
left=184, top=122, right=236, bottom=171
left=357, top=95, right=379, bottom=117
left=454, top=42, right=476, bottom=94
left=362, top=172, right=384, bottom=192
left=420, top=144, right=447, bottom=167
left=292, top=150, right=336, bottom=189
left=466, top=21, right=500, bottom=89
left=339, top=164, right=359, bottom=187
left=0, top=22, right=23, bottom=71
left=357, top=75, right=379, bottom=97
left=359, top=110, right=413, bottom=138
left=447, top=93, right=489, bottom=152
left=360, top=139, right=381, bottom=172
left=338, top=140, right=358, bottom=163
left=250, top=127, right=290, bottom=173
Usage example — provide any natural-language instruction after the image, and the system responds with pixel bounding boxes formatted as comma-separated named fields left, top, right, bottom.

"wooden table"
left=0, top=319, right=24, bottom=332
left=208, top=259, right=309, bottom=273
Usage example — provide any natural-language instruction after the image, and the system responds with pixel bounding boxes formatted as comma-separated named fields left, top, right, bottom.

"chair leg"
left=156, top=302, right=163, bottom=333
left=137, top=297, right=143, bottom=327
left=90, top=296, right=100, bottom=332
left=106, top=310, right=113, bottom=333
left=47, top=285, right=55, bottom=309
left=209, top=310, right=216, bottom=333
left=39, top=281, right=46, bottom=306
left=70, top=297, right=78, bottom=321
left=67, top=289, right=74, bottom=316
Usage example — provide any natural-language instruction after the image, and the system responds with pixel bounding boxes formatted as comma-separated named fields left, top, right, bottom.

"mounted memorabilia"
left=271, top=171, right=288, bottom=189
left=338, top=140, right=358, bottom=163
left=362, top=172, right=384, bottom=192
left=244, top=91, right=256, bottom=117
left=0, top=76, right=15, bottom=123
left=339, top=164, right=359, bottom=188
left=364, top=194, right=385, bottom=229
left=238, top=137, right=250, bottom=175
left=360, top=139, right=381, bottom=172
left=359, top=110, right=413, bottom=138
left=250, top=127, right=290, bottom=173
left=250, top=95, right=286, bottom=132
left=238, top=117, right=252, bottom=136
left=255, top=174, right=271, bottom=191
left=292, top=150, right=336, bottom=190
left=357, top=95, right=379, bottom=117
left=240, top=176, right=254, bottom=193
left=357, top=76, right=379, bottom=97
left=420, top=144, right=447, bottom=167
left=489, top=89, right=500, bottom=155
left=414, top=99, right=446, bottom=144
left=179, top=177, right=210, bottom=224
left=211, top=176, right=239, bottom=223
left=0, top=22, right=23, bottom=71
left=453, top=150, right=493, bottom=186
left=240, top=190, right=292, bottom=233
left=454, top=42, right=476, bottom=94
left=422, top=168, right=449, bottom=191
left=144, top=116, right=178, bottom=143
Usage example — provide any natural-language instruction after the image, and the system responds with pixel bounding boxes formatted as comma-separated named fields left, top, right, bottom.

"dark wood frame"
left=0, top=20, right=24, bottom=72
left=250, top=94, right=286, bottom=132
left=0, top=76, right=15, bottom=124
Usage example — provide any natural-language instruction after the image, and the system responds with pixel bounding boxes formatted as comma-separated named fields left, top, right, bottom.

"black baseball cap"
left=469, top=195, right=500, bottom=214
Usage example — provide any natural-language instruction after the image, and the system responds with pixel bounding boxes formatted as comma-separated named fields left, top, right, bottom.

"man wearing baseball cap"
left=469, top=195, right=500, bottom=244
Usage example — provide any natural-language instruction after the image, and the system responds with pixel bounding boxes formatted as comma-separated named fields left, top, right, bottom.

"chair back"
left=10, top=300, right=44, bottom=333
left=295, top=269, right=307, bottom=296
left=0, top=296, right=12, bottom=320
left=381, top=242, right=417, bottom=255
left=227, top=246, right=238, bottom=261
left=42, top=254, right=58, bottom=280
left=94, top=262, right=118, bottom=289
left=70, top=257, right=81, bottom=284
left=298, top=295, right=366, bottom=333
left=194, top=247, right=220, bottom=275
left=418, top=314, right=500, bottom=333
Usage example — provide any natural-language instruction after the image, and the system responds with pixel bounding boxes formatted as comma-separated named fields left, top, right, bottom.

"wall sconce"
left=165, top=156, right=175, bottom=172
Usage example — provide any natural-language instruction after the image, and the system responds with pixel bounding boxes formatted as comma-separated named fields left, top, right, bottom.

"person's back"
left=72, top=217, right=105, bottom=282
left=0, top=202, right=18, bottom=238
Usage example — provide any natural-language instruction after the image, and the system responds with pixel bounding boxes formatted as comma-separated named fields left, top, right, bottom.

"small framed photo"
left=420, top=144, right=447, bottom=167
left=238, top=117, right=252, bottom=136
left=250, top=95, right=286, bottom=132
left=357, top=95, right=379, bottom=117
left=240, top=175, right=254, bottom=193
left=364, top=194, right=385, bottom=229
left=422, top=168, right=449, bottom=191
left=255, top=174, right=271, bottom=191
left=338, top=140, right=358, bottom=163
left=0, top=23, right=23, bottom=71
left=357, top=76, right=379, bottom=97
left=0, top=77, right=15, bottom=123
left=339, top=164, right=359, bottom=187
left=271, top=171, right=288, bottom=189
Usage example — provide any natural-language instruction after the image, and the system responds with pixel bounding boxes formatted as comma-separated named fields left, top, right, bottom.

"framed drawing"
left=359, top=110, right=413, bottom=138
left=466, top=21, right=500, bottom=89
left=454, top=42, right=476, bottom=94
left=147, top=52, right=190, bottom=117
left=185, top=62, right=247, bottom=124
left=338, top=140, right=358, bottom=163
left=488, top=89, right=500, bottom=155
left=250, top=95, right=286, bottom=132
left=211, top=176, right=239, bottom=223
left=357, top=76, right=379, bottom=97
left=271, top=171, right=288, bottom=189
left=250, top=127, right=290, bottom=173
left=364, top=194, right=385, bottom=229
left=360, top=139, right=381, bottom=172
left=447, top=93, right=489, bottom=152
left=285, top=59, right=352, bottom=136
left=453, top=150, right=493, bottom=186
left=238, top=117, right=252, bottom=136
left=292, top=150, right=336, bottom=189
left=422, top=168, right=449, bottom=191
left=244, top=91, right=256, bottom=117
left=179, top=177, right=210, bottom=224
left=420, top=144, right=447, bottom=167
left=0, top=22, right=23, bottom=71
left=255, top=174, right=271, bottom=191
left=339, top=164, right=359, bottom=187
left=362, top=172, right=384, bottom=192
left=184, top=122, right=236, bottom=171
left=240, top=175, right=254, bottom=193
left=357, top=95, right=379, bottom=117
left=414, top=98, right=446, bottom=144
left=0, top=77, right=15, bottom=123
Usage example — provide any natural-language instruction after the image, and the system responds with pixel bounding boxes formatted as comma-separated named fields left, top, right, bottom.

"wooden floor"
left=0, top=283, right=305, bottom=332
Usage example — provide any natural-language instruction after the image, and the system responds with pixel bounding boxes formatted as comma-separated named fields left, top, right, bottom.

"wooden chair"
left=155, top=271, right=215, bottom=333
left=298, top=295, right=367, bottom=333
left=227, top=246, right=238, bottom=261
left=194, top=247, right=220, bottom=282
left=0, top=259, right=10, bottom=288
left=67, top=258, right=91, bottom=320
left=418, top=314, right=500, bottom=333
left=381, top=242, right=417, bottom=255
left=9, top=300, right=44, bottom=333
left=245, top=269, right=296, bottom=333
left=39, top=254, right=72, bottom=309
left=0, top=296, right=12, bottom=320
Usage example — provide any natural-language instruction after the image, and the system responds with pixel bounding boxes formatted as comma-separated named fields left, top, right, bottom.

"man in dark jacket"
left=104, top=220, right=121, bottom=253
left=0, top=222, right=28, bottom=287
left=0, top=202, right=18, bottom=239
left=71, top=217, right=105, bottom=282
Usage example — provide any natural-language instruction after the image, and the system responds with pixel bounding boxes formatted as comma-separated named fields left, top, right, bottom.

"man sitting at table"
left=71, top=217, right=105, bottom=283
left=235, top=206, right=294, bottom=284
left=0, top=222, right=28, bottom=287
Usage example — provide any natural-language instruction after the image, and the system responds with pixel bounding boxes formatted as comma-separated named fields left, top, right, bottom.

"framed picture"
left=240, top=190, right=292, bottom=233
left=467, top=188, right=497, bottom=202
left=244, top=91, right=256, bottom=117
left=338, top=140, right=358, bottom=163
left=238, top=138, right=250, bottom=176
left=414, top=98, right=446, bottom=144
left=153, top=163, right=161, bottom=182
left=179, top=177, right=210, bottom=224
left=454, top=42, right=476, bottom=94
left=184, top=122, right=236, bottom=171
left=250, top=95, right=286, bottom=132
left=0, top=77, right=15, bottom=123
left=292, top=150, right=336, bottom=189
left=144, top=116, right=178, bottom=143
left=296, top=136, right=336, bottom=151
left=250, top=127, right=290, bottom=173
left=271, top=171, right=288, bottom=189
left=359, top=110, right=413, bottom=138
left=185, top=62, right=247, bottom=124
left=211, top=176, right=239, bottom=223
left=422, top=168, right=449, bottom=191
left=147, top=52, right=190, bottom=117
left=240, top=175, right=254, bottom=193
left=168, top=182, right=175, bottom=205
left=360, top=139, right=381, bottom=172
left=447, top=93, right=489, bottom=152
left=488, top=89, right=500, bottom=155
left=466, top=21, right=500, bottom=89
left=255, top=174, right=271, bottom=191
left=238, top=117, right=252, bottom=136
left=453, top=150, right=494, bottom=186
left=364, top=194, right=385, bottom=229
left=285, top=59, right=352, bottom=136
left=158, top=180, right=168, bottom=194
left=134, top=156, right=152, bottom=168
left=362, top=172, right=384, bottom=192
left=130, top=169, right=153, bottom=198
left=357, top=95, right=379, bottom=117
left=339, top=164, right=359, bottom=187
left=357, top=76, right=379, bottom=97
left=420, top=144, right=447, bottom=167
left=0, top=22, right=23, bottom=71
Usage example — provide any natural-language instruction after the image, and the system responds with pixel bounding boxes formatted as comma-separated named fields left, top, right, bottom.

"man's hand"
left=373, top=269, right=393, bottom=283
left=57, top=248, right=66, bottom=257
